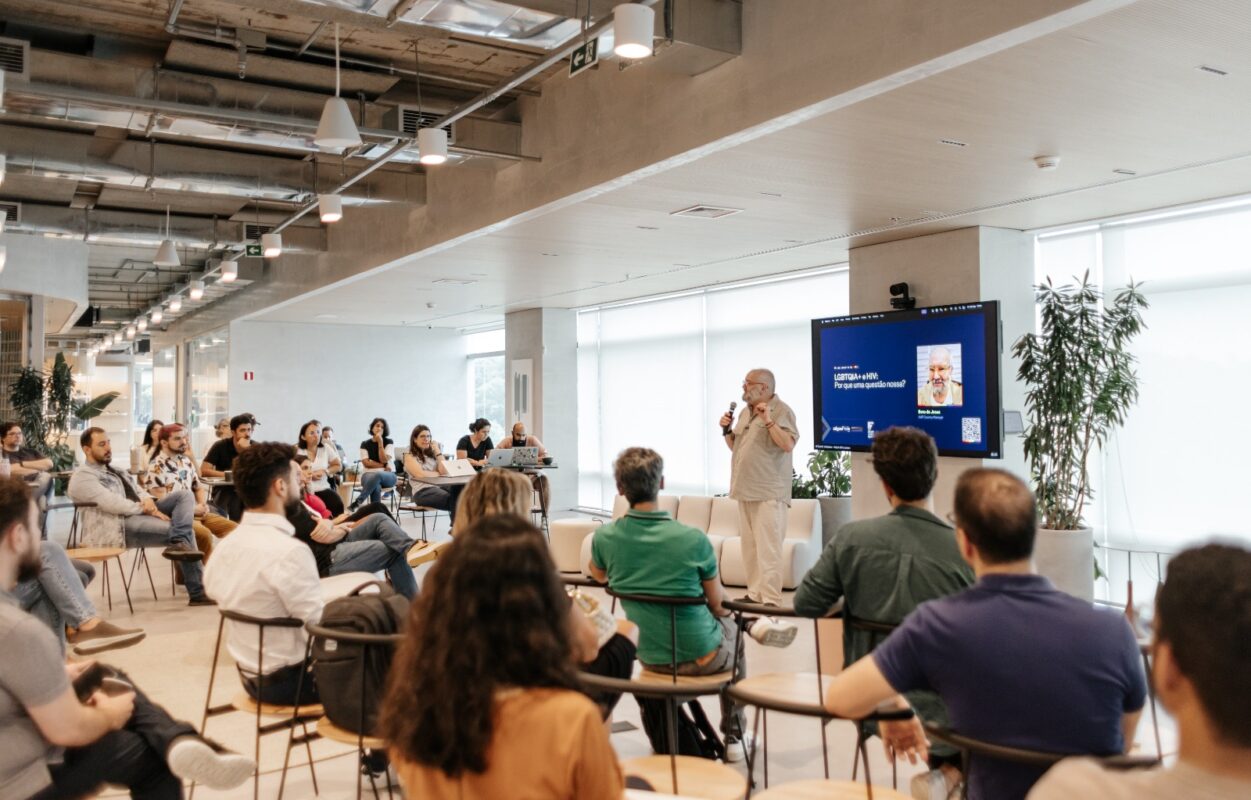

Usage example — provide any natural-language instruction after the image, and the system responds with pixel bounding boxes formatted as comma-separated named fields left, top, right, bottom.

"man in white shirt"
left=1029, top=543, right=1251, bottom=800
left=203, top=442, right=328, bottom=706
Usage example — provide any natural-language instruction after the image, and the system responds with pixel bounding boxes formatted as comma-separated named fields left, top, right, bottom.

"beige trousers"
left=736, top=499, right=787, bottom=605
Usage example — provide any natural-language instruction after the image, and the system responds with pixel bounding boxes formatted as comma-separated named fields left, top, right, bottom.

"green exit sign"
left=245, top=244, right=263, bottom=257
left=569, top=38, right=599, bottom=77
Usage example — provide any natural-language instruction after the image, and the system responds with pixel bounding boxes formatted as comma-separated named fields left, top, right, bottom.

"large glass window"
left=1035, top=197, right=1251, bottom=603
left=466, top=329, right=505, bottom=434
left=577, top=268, right=849, bottom=511
left=186, top=328, right=229, bottom=458
left=153, top=346, right=177, bottom=425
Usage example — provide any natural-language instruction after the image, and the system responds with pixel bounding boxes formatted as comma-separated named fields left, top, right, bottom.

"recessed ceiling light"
left=938, top=138, right=968, bottom=148
left=1112, top=168, right=1137, bottom=176
left=541, top=252, right=559, bottom=257
left=1197, top=65, right=1229, bottom=76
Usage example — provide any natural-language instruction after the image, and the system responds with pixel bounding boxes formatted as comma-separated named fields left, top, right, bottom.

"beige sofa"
left=550, top=495, right=822, bottom=590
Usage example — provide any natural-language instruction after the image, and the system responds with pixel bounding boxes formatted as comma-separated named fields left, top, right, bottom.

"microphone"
left=721, top=401, right=737, bottom=436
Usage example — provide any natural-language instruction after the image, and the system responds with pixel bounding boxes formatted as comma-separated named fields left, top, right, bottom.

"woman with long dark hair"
left=135, top=419, right=163, bottom=486
left=352, top=417, right=397, bottom=511
left=295, top=419, right=344, bottom=516
left=381, top=515, right=623, bottom=798
left=402, top=424, right=463, bottom=524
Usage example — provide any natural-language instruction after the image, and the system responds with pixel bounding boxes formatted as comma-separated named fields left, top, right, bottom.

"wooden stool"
left=622, top=755, right=744, bottom=800
left=231, top=692, right=323, bottom=720
left=407, top=539, right=450, bottom=568
left=65, top=547, right=131, bottom=613
left=316, top=716, right=386, bottom=750
left=754, top=779, right=911, bottom=799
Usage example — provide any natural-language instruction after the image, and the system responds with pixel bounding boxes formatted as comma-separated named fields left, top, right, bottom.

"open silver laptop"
left=443, top=459, right=476, bottom=477
left=486, top=449, right=515, bottom=468
left=511, top=446, right=540, bottom=466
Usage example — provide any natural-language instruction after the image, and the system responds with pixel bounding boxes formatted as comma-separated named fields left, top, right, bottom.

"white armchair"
left=718, top=498, right=822, bottom=590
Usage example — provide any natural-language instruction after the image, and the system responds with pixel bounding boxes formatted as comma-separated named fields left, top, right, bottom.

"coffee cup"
left=223, top=470, right=233, bottom=482
left=541, top=456, right=553, bottom=466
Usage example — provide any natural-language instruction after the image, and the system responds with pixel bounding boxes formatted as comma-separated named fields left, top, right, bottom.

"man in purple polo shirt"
left=821, top=468, right=1146, bottom=800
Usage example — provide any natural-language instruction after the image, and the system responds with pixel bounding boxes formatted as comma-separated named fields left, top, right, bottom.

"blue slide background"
left=814, top=309, right=997, bottom=456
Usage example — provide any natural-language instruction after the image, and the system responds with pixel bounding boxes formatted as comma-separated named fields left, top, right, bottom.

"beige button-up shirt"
left=728, top=394, right=798, bottom=504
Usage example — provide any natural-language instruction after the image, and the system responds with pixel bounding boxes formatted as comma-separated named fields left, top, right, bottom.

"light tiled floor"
left=47, top=506, right=1174, bottom=799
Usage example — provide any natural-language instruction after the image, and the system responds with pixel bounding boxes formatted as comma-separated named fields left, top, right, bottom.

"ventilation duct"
left=0, top=36, right=30, bottom=79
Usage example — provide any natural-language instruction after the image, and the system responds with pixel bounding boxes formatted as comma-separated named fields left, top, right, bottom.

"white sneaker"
left=167, top=737, right=255, bottom=790
left=910, top=768, right=960, bottom=800
left=748, top=617, right=798, bottom=648
left=723, top=731, right=754, bottom=763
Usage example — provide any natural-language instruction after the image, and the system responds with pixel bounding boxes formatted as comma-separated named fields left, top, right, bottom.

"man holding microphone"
left=720, top=368, right=799, bottom=607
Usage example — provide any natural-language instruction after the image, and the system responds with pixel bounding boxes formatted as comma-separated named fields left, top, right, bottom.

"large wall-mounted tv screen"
left=811, top=301, right=1002, bottom=458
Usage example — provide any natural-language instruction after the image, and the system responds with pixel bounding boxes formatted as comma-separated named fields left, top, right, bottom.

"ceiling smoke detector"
left=1034, top=155, right=1061, bottom=171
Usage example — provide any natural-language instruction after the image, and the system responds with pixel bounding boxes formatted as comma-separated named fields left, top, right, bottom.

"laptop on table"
left=443, top=459, right=476, bottom=477
left=486, top=450, right=516, bottom=468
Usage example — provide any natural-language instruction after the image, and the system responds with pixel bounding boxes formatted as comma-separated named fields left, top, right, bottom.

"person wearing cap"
left=148, top=424, right=237, bottom=562
left=200, top=414, right=256, bottom=521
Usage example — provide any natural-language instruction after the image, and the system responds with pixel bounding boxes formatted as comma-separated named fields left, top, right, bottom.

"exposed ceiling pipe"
left=268, top=0, right=660, bottom=238
left=164, top=0, right=187, bottom=34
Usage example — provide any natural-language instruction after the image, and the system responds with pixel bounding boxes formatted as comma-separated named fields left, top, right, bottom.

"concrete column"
left=847, top=226, right=1033, bottom=521
left=505, top=308, right=578, bottom=512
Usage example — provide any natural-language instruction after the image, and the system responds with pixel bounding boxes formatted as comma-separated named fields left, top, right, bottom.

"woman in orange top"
left=381, top=514, right=624, bottom=799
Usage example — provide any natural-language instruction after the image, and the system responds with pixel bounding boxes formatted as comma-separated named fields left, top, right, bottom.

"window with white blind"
left=577, top=268, right=849, bottom=511
left=1035, top=198, right=1251, bottom=602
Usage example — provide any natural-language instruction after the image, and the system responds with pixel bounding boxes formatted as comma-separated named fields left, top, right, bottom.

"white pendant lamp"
left=0, top=155, right=5, bottom=189
left=125, top=324, right=136, bottom=340
left=314, top=24, right=362, bottom=149
left=613, top=3, right=654, bottom=59
left=417, top=127, right=448, bottom=165
left=154, top=205, right=180, bottom=267
left=0, top=244, right=6, bottom=274
left=137, top=316, right=148, bottom=333
left=262, top=232, right=282, bottom=258
left=168, top=295, right=182, bottom=313
left=318, top=193, right=344, bottom=223
left=189, top=279, right=205, bottom=301
left=151, top=307, right=164, bottom=324
left=220, top=259, right=239, bottom=282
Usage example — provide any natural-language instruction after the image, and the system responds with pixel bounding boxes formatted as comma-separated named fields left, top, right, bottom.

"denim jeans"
left=357, top=470, right=398, bottom=505
left=642, top=615, right=745, bottom=738
left=329, top=513, right=417, bottom=598
left=124, top=490, right=204, bottom=596
left=29, top=471, right=55, bottom=533
left=16, top=541, right=98, bottom=644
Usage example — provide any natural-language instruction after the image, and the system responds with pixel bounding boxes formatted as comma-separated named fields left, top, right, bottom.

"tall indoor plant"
left=793, top=449, right=852, bottom=547
left=7, top=353, right=119, bottom=481
left=1012, top=272, right=1147, bottom=598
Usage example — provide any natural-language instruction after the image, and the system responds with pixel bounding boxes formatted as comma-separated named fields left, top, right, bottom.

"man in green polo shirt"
left=794, top=426, right=974, bottom=798
left=590, top=446, right=795, bottom=760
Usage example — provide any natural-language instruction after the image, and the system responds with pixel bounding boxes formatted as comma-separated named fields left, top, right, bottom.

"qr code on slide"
left=961, top=417, right=982, bottom=444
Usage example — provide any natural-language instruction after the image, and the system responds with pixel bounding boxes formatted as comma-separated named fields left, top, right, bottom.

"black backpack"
left=312, top=581, right=410, bottom=735
left=637, top=697, right=726, bottom=761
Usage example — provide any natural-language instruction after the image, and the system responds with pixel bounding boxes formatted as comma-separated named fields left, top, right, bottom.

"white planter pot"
left=1034, top=526, right=1095, bottom=601
left=817, top=496, right=853, bottom=548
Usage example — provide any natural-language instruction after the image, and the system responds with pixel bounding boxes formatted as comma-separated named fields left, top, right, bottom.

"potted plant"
left=793, top=449, right=852, bottom=547
left=1012, top=272, right=1147, bottom=600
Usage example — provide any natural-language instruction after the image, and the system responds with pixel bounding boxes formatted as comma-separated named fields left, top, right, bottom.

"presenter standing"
left=719, top=368, right=798, bottom=606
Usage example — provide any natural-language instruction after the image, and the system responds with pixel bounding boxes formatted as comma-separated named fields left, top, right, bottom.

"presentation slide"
left=811, top=302, right=1001, bottom=458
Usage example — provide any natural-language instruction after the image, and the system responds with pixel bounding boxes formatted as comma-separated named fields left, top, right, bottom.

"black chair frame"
left=194, top=609, right=321, bottom=800
left=845, top=614, right=902, bottom=790
left=301, top=622, right=405, bottom=800
left=728, top=682, right=915, bottom=800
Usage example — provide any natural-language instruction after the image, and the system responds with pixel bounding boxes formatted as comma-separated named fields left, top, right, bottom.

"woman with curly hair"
left=381, top=514, right=624, bottom=798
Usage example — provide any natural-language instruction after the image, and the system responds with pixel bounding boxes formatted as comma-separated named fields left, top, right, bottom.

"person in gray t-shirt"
left=0, top=477, right=255, bottom=799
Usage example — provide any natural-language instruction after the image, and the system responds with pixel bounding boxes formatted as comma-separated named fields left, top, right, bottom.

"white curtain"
left=577, top=269, right=849, bottom=510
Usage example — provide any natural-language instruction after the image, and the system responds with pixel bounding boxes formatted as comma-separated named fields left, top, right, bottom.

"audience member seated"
left=382, top=514, right=624, bottom=799
left=822, top=468, right=1146, bottom=800
left=588, top=446, right=796, bottom=759
left=456, top=418, right=494, bottom=470
left=213, top=417, right=230, bottom=441
left=1, top=422, right=55, bottom=533
left=321, top=426, right=347, bottom=490
left=148, top=424, right=237, bottom=564
left=68, top=427, right=211, bottom=607
left=352, top=417, right=397, bottom=511
left=496, top=421, right=551, bottom=510
left=205, top=443, right=331, bottom=706
left=288, top=457, right=417, bottom=599
left=16, top=539, right=144, bottom=656
left=295, top=420, right=344, bottom=517
left=200, top=413, right=256, bottom=522
left=456, top=469, right=638, bottom=715
left=134, top=420, right=163, bottom=487
left=794, top=425, right=974, bottom=797
left=404, top=425, right=464, bottom=525
left=0, top=477, right=254, bottom=799
left=1029, top=542, right=1251, bottom=799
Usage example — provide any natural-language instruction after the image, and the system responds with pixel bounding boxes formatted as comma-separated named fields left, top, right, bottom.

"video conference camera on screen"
left=811, top=301, right=1003, bottom=458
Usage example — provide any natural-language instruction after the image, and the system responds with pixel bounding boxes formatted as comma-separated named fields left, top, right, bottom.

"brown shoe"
left=67, top=620, right=146, bottom=655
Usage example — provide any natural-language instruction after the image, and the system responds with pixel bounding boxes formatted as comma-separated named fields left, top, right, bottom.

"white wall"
left=228, top=320, right=469, bottom=455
